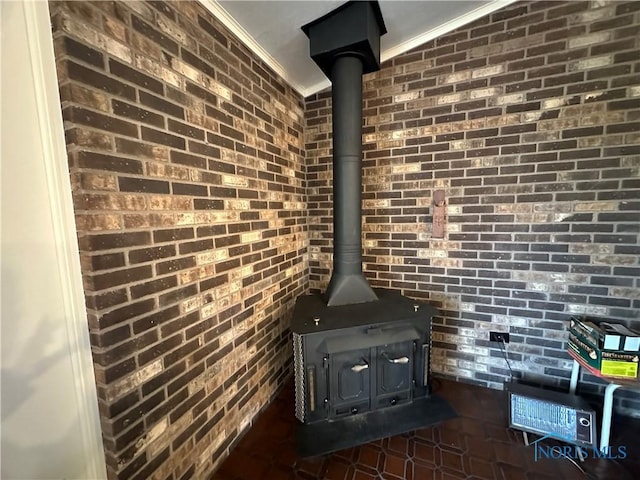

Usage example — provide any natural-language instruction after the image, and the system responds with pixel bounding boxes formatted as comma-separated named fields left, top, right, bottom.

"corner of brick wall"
left=305, top=0, right=640, bottom=411
left=49, top=1, right=308, bottom=478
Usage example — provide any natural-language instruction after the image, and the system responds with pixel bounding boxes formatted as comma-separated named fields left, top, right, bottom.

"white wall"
left=1, top=1, right=106, bottom=478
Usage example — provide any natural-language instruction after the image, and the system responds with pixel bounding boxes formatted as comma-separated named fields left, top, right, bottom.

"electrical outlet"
left=490, top=331, right=510, bottom=343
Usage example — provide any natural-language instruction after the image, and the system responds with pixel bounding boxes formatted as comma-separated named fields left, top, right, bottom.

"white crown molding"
left=22, top=1, right=107, bottom=478
left=199, top=0, right=308, bottom=96
left=381, top=0, right=520, bottom=63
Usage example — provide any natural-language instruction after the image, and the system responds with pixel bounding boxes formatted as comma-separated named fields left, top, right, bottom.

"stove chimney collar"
left=302, top=1, right=387, bottom=78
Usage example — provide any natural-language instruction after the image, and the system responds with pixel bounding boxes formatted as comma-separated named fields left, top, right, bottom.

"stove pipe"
left=302, top=1, right=387, bottom=307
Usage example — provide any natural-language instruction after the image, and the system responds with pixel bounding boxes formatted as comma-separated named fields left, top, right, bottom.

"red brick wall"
left=50, top=1, right=307, bottom=478
left=305, top=1, right=640, bottom=407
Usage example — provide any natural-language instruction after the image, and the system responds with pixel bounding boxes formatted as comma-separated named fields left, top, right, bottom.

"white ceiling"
left=200, top=0, right=517, bottom=97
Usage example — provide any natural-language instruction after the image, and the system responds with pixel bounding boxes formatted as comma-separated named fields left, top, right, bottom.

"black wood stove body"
left=292, top=290, right=435, bottom=424
left=292, top=1, right=456, bottom=457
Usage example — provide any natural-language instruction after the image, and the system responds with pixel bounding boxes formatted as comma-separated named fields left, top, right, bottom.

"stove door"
left=329, top=348, right=370, bottom=418
left=374, top=341, right=413, bottom=409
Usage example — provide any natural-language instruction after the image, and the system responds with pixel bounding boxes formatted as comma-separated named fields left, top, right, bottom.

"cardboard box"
left=568, top=330, right=639, bottom=379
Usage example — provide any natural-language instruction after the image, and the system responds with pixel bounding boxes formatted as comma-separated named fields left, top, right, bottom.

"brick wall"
left=50, top=1, right=307, bottom=478
left=305, top=1, right=640, bottom=411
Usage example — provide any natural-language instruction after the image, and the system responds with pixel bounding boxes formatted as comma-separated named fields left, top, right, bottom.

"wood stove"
left=292, top=289, right=456, bottom=457
left=293, top=290, right=434, bottom=424
left=292, top=1, right=456, bottom=457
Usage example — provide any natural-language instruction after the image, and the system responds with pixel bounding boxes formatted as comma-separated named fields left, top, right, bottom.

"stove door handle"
left=382, top=353, right=409, bottom=364
left=351, top=363, right=369, bottom=373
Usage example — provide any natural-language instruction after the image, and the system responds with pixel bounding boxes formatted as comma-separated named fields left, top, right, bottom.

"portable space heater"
left=506, top=382, right=597, bottom=449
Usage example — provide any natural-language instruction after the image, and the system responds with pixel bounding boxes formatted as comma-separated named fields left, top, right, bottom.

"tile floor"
left=213, top=378, right=640, bottom=480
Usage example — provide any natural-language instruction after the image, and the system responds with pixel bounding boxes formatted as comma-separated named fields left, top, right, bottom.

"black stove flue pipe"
left=302, top=1, right=386, bottom=306
left=325, top=55, right=377, bottom=306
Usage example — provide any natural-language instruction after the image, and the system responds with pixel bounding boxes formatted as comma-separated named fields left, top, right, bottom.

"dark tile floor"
left=214, top=379, right=640, bottom=480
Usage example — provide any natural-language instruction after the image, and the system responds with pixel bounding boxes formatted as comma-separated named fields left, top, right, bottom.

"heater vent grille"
left=293, top=333, right=305, bottom=422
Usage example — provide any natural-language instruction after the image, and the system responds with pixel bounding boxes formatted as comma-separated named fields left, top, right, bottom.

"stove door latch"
left=381, top=352, right=409, bottom=364
left=351, top=360, right=369, bottom=373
